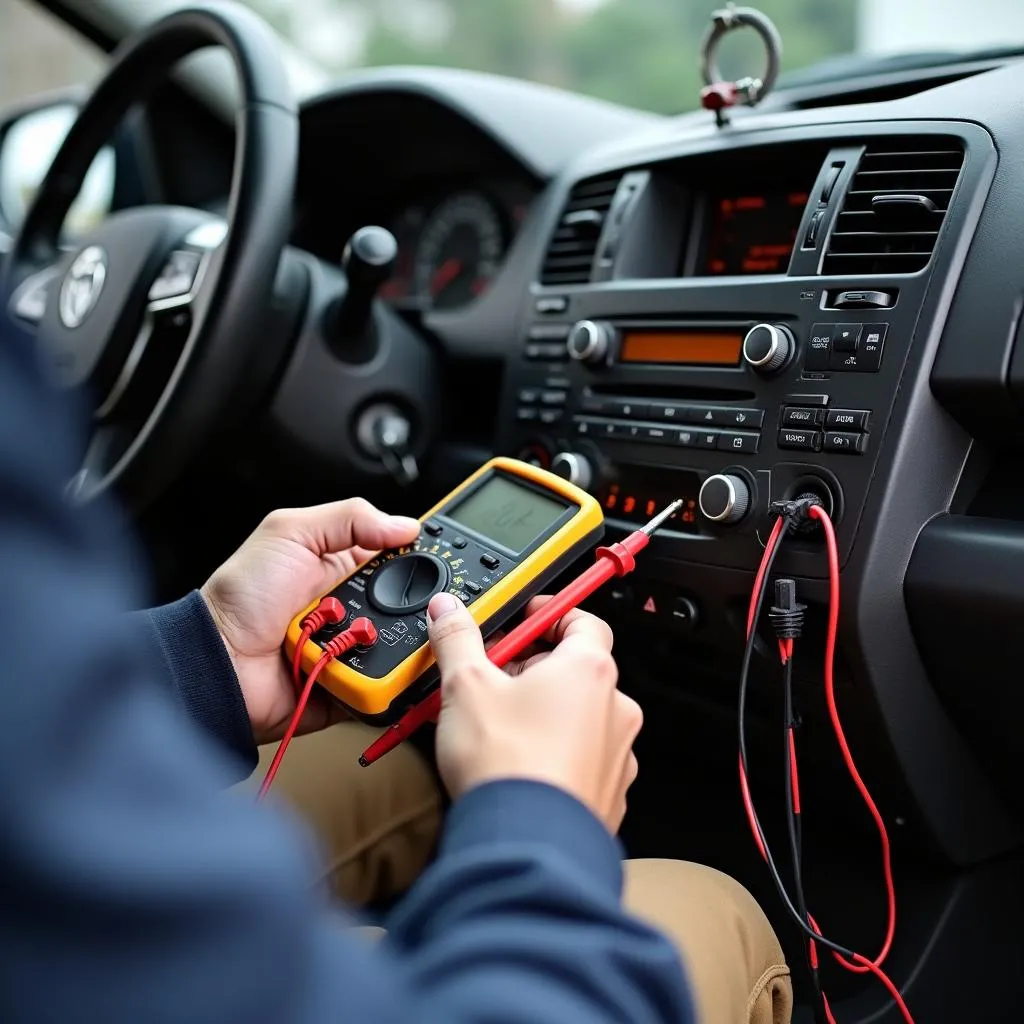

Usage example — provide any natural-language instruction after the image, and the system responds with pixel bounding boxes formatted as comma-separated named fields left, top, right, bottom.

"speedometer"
left=413, top=192, right=506, bottom=311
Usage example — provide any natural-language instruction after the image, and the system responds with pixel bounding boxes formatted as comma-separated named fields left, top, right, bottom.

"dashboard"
left=7, top=38, right=1024, bottom=1019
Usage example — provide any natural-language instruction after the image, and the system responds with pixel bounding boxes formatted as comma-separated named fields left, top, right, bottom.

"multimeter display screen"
left=447, top=474, right=569, bottom=553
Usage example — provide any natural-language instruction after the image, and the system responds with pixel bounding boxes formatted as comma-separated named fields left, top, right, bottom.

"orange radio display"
left=619, top=329, right=744, bottom=367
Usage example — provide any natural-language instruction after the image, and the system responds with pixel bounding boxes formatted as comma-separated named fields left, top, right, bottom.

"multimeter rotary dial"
left=367, top=552, right=450, bottom=615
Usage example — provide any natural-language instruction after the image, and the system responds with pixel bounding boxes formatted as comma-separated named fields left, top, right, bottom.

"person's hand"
left=428, top=593, right=642, bottom=834
left=201, top=500, right=420, bottom=745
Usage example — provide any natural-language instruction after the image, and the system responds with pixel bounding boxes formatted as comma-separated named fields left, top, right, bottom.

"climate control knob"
left=742, top=323, right=795, bottom=374
left=567, top=320, right=615, bottom=365
left=699, top=474, right=751, bottom=525
left=551, top=451, right=594, bottom=490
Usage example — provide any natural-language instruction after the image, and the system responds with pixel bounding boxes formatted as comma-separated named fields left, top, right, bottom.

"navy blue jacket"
left=0, top=316, right=694, bottom=1023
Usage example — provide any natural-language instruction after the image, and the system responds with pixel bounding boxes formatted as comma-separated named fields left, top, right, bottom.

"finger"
left=262, top=499, right=420, bottom=557
left=426, top=594, right=490, bottom=695
left=547, top=610, right=615, bottom=661
left=484, top=629, right=507, bottom=653
left=523, top=598, right=615, bottom=651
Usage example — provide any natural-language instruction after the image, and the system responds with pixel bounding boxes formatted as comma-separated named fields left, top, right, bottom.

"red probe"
left=358, top=498, right=685, bottom=767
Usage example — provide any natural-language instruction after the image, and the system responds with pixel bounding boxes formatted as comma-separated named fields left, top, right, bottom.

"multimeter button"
left=480, top=553, right=500, bottom=570
left=451, top=536, right=468, bottom=549
left=423, top=521, right=443, bottom=536
left=464, top=581, right=483, bottom=595
left=368, top=553, right=450, bottom=615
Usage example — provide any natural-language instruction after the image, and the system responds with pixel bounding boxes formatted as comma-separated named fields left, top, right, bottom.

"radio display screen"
left=699, top=189, right=810, bottom=276
left=597, top=469, right=700, bottom=533
left=619, top=329, right=744, bottom=367
left=447, top=473, right=569, bottom=553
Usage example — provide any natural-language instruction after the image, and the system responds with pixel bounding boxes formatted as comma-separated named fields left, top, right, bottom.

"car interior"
left=3, top=0, right=1024, bottom=1020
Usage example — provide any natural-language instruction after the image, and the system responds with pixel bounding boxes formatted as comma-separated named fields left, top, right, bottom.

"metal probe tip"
left=640, top=498, right=685, bottom=537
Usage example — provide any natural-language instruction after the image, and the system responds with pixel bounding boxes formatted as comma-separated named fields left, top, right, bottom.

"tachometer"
left=413, top=192, right=506, bottom=311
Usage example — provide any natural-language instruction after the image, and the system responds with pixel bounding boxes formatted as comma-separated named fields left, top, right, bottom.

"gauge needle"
left=431, top=257, right=463, bottom=296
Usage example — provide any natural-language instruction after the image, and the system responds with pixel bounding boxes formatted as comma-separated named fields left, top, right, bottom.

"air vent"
left=540, top=173, right=622, bottom=285
left=822, top=139, right=965, bottom=275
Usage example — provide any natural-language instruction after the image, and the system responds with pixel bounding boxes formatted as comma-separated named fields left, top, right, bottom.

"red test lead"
left=358, top=498, right=685, bottom=768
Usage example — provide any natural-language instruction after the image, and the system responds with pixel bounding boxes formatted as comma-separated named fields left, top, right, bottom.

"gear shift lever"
left=333, top=225, right=398, bottom=360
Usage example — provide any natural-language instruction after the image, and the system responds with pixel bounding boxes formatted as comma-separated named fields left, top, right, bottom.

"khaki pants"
left=255, top=722, right=792, bottom=1024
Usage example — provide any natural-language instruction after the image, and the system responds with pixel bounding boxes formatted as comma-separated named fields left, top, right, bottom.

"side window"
left=0, top=0, right=103, bottom=108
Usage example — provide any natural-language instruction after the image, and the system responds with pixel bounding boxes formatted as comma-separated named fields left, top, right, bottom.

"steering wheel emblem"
left=59, top=245, right=108, bottom=329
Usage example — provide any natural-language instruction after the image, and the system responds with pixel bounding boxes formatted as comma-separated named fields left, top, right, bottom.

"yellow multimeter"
left=285, top=457, right=604, bottom=725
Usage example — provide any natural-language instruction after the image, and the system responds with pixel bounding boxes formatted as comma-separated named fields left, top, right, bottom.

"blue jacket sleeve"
left=133, top=591, right=259, bottom=779
left=0, top=316, right=695, bottom=1024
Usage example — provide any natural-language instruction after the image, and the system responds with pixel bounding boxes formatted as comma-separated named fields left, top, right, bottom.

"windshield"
left=228, top=0, right=1024, bottom=113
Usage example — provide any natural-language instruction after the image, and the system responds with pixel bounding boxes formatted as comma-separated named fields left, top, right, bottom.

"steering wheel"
left=2, top=3, right=297, bottom=514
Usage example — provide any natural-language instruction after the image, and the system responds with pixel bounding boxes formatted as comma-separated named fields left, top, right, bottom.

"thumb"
left=427, top=593, right=488, bottom=684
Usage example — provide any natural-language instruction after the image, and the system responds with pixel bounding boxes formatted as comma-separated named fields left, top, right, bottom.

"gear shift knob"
left=334, top=225, right=398, bottom=358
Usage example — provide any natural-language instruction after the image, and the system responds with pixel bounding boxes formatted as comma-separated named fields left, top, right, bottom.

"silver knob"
left=551, top=451, right=594, bottom=490
left=567, top=320, right=613, bottom=364
left=742, top=323, right=794, bottom=374
left=699, top=474, right=751, bottom=525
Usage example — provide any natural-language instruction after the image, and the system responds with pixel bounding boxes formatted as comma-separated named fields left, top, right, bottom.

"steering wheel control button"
left=567, top=320, right=615, bottom=365
left=716, top=432, right=760, bottom=454
left=742, top=323, right=794, bottom=374
left=551, top=451, right=594, bottom=490
left=699, top=474, right=751, bottom=525
left=423, top=521, right=443, bottom=536
left=782, top=407, right=825, bottom=428
left=823, top=431, right=866, bottom=455
left=825, top=409, right=870, bottom=431
left=480, top=553, right=500, bottom=571
left=368, top=553, right=449, bottom=616
left=778, top=428, right=823, bottom=452
left=148, top=250, right=202, bottom=303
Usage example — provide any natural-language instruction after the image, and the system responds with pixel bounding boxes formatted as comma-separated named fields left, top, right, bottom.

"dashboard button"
left=778, top=428, right=822, bottom=452
left=858, top=324, right=888, bottom=372
left=694, top=430, right=719, bottom=450
left=641, top=425, right=674, bottom=444
left=717, top=432, right=760, bottom=454
left=538, top=409, right=562, bottom=425
left=785, top=393, right=830, bottom=407
left=575, top=418, right=596, bottom=436
left=725, top=408, right=765, bottom=428
left=686, top=406, right=729, bottom=426
left=806, top=325, right=834, bottom=370
left=650, top=403, right=687, bottom=422
left=529, top=324, right=571, bottom=340
left=825, top=409, right=870, bottom=431
left=536, top=296, right=568, bottom=315
left=517, top=407, right=539, bottom=422
left=671, top=596, right=700, bottom=632
left=525, top=342, right=565, bottom=361
left=823, top=431, right=865, bottom=454
left=832, top=324, right=862, bottom=353
left=540, top=390, right=567, bottom=406
left=518, top=388, right=540, bottom=404
left=608, top=399, right=647, bottom=419
left=782, top=407, right=823, bottom=427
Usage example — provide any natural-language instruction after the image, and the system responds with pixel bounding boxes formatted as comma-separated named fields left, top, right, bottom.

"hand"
left=427, top=593, right=642, bottom=834
left=201, top=500, right=420, bottom=744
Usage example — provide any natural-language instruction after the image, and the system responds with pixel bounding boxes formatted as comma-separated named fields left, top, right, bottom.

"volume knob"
left=743, top=323, right=794, bottom=375
left=699, top=474, right=751, bottom=525
left=567, top=320, right=614, bottom=365
left=551, top=451, right=594, bottom=490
